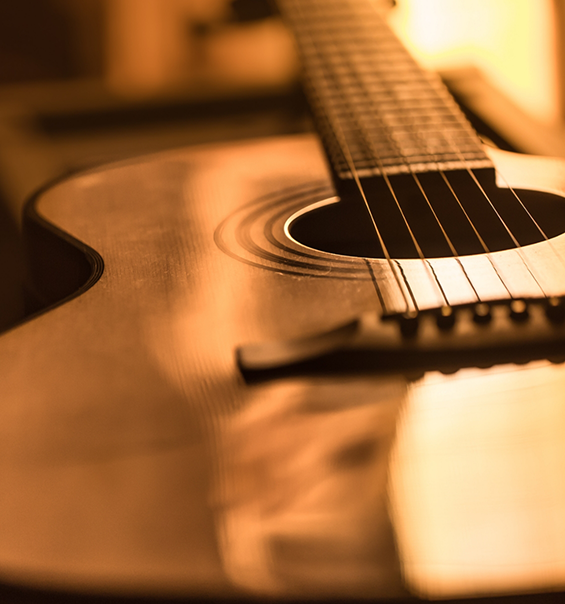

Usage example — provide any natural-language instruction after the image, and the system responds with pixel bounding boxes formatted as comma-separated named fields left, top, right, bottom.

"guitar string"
left=367, top=66, right=511, bottom=300
left=439, top=137, right=548, bottom=298
left=316, top=0, right=487, bottom=306
left=399, top=64, right=547, bottom=298
left=350, top=1, right=547, bottom=302
left=311, top=86, right=419, bottom=314
left=287, top=0, right=429, bottom=313
left=428, top=117, right=548, bottom=300
left=287, top=0, right=549, bottom=311
left=389, top=24, right=550, bottom=298
left=347, top=3, right=516, bottom=302
left=281, top=0, right=417, bottom=314
left=362, top=0, right=548, bottom=303
left=302, top=0, right=453, bottom=311
left=436, top=172, right=487, bottom=300
left=491, top=168, right=565, bottom=289
left=342, top=48, right=487, bottom=302
left=325, top=0, right=497, bottom=308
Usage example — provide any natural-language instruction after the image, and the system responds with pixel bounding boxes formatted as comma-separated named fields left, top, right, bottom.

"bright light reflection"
left=389, top=361, right=565, bottom=598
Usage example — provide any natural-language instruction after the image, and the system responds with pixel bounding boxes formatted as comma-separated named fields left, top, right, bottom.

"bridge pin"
left=546, top=297, right=565, bottom=323
left=436, top=305, right=455, bottom=330
left=473, top=302, right=491, bottom=324
left=510, top=299, right=529, bottom=322
left=399, top=310, right=419, bottom=338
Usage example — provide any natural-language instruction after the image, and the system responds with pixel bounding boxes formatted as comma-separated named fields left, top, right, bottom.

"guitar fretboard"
left=278, top=0, right=493, bottom=180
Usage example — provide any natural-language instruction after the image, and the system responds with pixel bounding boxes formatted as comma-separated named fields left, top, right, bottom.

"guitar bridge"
left=237, top=298, right=565, bottom=380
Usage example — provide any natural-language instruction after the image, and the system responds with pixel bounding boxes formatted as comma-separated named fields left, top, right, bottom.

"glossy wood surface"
left=2, top=136, right=565, bottom=599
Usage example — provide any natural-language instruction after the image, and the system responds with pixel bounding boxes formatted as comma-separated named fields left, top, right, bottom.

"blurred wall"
left=0, top=0, right=297, bottom=95
left=104, top=0, right=297, bottom=96
left=1, top=0, right=559, bottom=124
left=0, top=0, right=85, bottom=82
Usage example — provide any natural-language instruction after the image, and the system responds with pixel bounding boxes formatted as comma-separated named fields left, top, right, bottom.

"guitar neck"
left=278, top=0, right=493, bottom=182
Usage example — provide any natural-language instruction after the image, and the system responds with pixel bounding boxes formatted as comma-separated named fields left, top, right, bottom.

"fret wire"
left=282, top=0, right=418, bottom=313
left=294, top=0, right=509, bottom=307
left=303, top=55, right=485, bottom=174
left=292, top=0, right=455, bottom=308
left=316, top=1, right=456, bottom=294
left=374, top=45, right=545, bottom=299
left=318, top=8, right=506, bottom=302
left=286, top=0, right=492, bottom=177
left=361, top=28, right=505, bottom=304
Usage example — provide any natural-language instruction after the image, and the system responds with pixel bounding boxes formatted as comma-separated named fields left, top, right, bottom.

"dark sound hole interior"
left=289, top=170, right=565, bottom=259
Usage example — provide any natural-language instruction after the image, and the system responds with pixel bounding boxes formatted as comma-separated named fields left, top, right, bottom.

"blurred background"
left=1, top=0, right=564, bottom=331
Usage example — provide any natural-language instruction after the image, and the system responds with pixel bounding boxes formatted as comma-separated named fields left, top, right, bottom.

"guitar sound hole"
left=289, top=170, right=565, bottom=259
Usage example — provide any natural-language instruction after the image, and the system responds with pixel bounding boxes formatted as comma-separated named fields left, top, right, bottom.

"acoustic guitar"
left=2, top=0, right=565, bottom=600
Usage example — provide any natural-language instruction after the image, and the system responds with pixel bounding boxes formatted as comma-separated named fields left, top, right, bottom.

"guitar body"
left=2, top=134, right=565, bottom=600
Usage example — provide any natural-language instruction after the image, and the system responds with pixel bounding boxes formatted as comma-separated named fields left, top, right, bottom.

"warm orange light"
left=389, top=0, right=560, bottom=125
left=389, top=361, right=565, bottom=598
